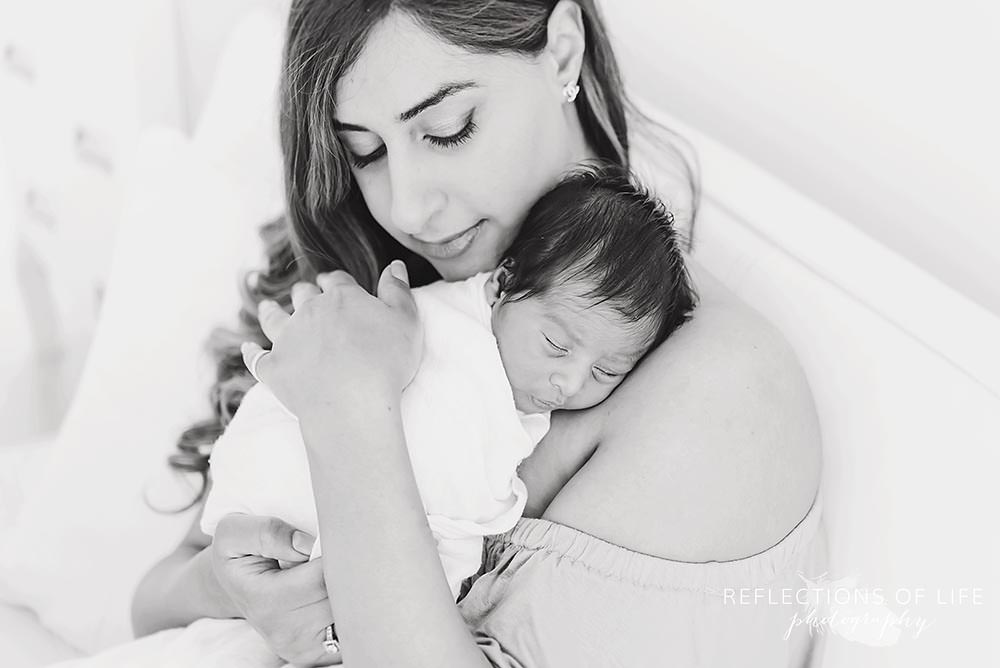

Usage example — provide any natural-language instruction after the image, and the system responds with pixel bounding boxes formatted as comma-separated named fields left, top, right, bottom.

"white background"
left=0, top=1, right=996, bottom=665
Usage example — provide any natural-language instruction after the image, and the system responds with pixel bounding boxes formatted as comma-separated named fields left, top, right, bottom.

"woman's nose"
left=388, top=154, right=446, bottom=236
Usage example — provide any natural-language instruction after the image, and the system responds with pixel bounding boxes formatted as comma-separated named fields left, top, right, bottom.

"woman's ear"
left=545, top=0, right=587, bottom=91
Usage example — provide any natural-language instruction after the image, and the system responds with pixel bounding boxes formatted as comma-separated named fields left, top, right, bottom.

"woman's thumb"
left=378, top=260, right=416, bottom=311
left=389, top=259, right=409, bottom=284
left=216, top=513, right=311, bottom=563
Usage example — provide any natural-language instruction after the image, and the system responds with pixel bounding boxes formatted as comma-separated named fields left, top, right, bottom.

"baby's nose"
left=551, top=367, right=586, bottom=399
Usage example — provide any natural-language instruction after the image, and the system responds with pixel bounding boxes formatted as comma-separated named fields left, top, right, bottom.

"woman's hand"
left=211, top=513, right=342, bottom=666
left=241, top=260, right=422, bottom=419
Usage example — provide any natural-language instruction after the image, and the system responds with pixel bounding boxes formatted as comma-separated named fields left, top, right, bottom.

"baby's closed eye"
left=543, top=334, right=569, bottom=355
left=593, top=366, right=621, bottom=380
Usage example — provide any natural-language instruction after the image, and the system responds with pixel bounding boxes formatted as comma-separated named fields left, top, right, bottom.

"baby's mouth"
left=530, top=395, right=561, bottom=411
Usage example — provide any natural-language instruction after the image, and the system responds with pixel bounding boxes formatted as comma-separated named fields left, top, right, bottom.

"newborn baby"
left=201, top=163, right=696, bottom=601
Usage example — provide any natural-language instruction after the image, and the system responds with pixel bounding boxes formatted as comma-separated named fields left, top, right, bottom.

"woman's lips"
left=416, top=220, right=485, bottom=259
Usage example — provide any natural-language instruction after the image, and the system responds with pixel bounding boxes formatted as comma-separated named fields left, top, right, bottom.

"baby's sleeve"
left=426, top=475, right=529, bottom=601
left=433, top=533, right=488, bottom=601
left=200, top=382, right=318, bottom=538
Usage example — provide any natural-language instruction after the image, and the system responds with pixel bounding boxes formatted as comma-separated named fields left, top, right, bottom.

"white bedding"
left=0, top=603, right=81, bottom=667
left=47, top=619, right=291, bottom=668
left=0, top=439, right=52, bottom=536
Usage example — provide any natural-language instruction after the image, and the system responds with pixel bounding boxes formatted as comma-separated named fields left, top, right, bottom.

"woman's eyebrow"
left=398, top=80, right=478, bottom=122
left=334, top=80, right=478, bottom=132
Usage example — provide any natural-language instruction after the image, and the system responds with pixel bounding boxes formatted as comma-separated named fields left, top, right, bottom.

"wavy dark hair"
left=166, top=0, right=699, bottom=510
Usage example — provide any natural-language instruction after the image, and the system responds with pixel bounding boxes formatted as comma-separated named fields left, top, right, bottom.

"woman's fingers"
left=215, top=513, right=314, bottom=563
left=291, top=281, right=322, bottom=310
left=284, top=598, right=341, bottom=667
left=316, top=269, right=359, bottom=293
left=241, top=342, right=269, bottom=383
left=258, top=299, right=289, bottom=342
left=376, top=260, right=417, bottom=317
left=278, top=558, right=328, bottom=601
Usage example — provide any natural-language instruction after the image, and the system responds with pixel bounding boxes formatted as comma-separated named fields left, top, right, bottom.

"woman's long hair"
left=167, top=0, right=699, bottom=509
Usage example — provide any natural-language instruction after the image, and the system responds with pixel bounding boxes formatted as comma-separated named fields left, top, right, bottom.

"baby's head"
left=486, top=163, right=697, bottom=414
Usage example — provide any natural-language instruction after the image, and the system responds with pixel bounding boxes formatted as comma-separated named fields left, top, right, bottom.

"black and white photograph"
left=0, top=1, right=996, bottom=666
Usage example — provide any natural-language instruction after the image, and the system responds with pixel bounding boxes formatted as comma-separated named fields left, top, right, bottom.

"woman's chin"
left=430, top=248, right=502, bottom=281
left=421, top=222, right=513, bottom=281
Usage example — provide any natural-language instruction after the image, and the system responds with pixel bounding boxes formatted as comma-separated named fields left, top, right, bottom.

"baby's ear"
left=485, top=261, right=513, bottom=306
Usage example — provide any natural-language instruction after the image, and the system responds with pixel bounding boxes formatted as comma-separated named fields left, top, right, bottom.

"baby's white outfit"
left=201, top=272, right=550, bottom=599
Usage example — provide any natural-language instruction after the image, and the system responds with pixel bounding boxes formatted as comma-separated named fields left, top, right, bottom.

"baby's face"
left=489, top=286, right=655, bottom=414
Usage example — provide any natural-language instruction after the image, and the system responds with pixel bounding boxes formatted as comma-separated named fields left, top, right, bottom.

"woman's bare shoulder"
left=542, top=278, right=822, bottom=561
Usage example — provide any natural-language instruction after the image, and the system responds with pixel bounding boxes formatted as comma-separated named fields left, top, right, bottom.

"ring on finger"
left=322, top=623, right=340, bottom=654
left=249, top=349, right=270, bottom=382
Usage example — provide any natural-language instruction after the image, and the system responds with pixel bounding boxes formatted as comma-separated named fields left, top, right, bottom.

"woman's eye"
left=544, top=335, right=568, bottom=355
left=348, top=111, right=477, bottom=169
left=425, top=111, right=477, bottom=148
left=349, top=144, right=386, bottom=169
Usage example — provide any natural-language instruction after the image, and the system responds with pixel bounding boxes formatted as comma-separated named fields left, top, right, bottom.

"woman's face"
left=335, top=11, right=592, bottom=280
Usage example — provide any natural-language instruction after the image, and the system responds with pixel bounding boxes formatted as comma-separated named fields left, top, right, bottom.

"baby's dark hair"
left=499, top=162, right=697, bottom=348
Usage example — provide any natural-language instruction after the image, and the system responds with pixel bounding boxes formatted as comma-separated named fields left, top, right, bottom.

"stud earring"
left=562, top=81, right=580, bottom=104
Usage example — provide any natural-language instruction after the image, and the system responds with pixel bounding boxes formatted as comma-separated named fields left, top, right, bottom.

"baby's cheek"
left=509, top=351, right=539, bottom=392
left=591, top=380, right=626, bottom=407
left=564, top=383, right=602, bottom=410
left=596, top=386, right=617, bottom=406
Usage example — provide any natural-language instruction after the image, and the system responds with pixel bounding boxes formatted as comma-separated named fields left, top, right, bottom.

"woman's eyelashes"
left=347, top=111, right=478, bottom=169
left=350, top=144, right=386, bottom=169
left=426, top=111, right=478, bottom=148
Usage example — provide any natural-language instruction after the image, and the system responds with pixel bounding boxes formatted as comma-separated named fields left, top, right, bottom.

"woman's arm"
left=248, top=265, right=493, bottom=668
left=131, top=509, right=236, bottom=638
left=301, top=383, right=493, bottom=668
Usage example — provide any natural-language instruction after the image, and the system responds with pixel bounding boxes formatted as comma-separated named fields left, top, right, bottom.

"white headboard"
left=602, top=0, right=1000, bottom=317
left=171, top=0, right=289, bottom=130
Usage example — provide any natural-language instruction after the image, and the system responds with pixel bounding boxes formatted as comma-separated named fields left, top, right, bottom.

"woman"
left=132, top=1, right=824, bottom=666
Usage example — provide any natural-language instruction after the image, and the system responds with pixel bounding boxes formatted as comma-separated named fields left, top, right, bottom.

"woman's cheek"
left=469, top=110, right=544, bottom=196
left=355, top=173, right=401, bottom=240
